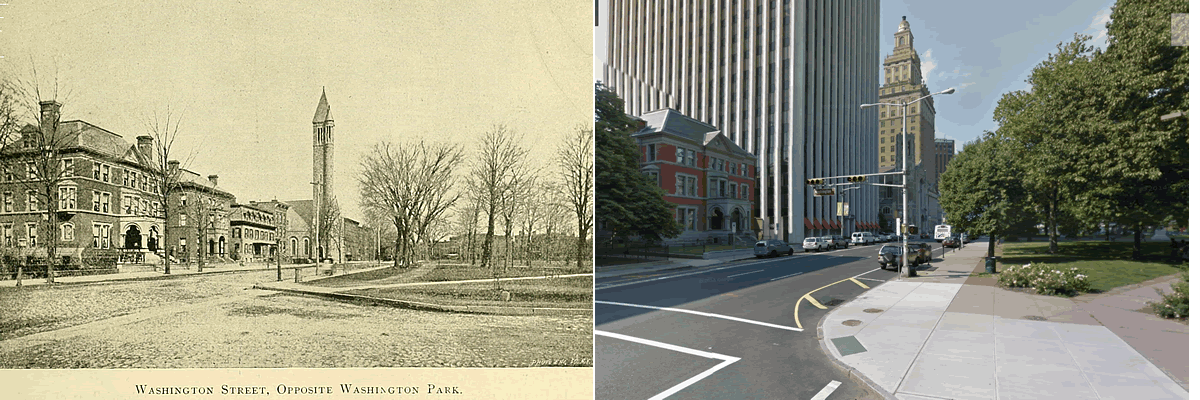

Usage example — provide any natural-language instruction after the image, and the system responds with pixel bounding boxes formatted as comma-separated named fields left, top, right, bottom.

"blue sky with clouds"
left=595, top=0, right=1117, bottom=152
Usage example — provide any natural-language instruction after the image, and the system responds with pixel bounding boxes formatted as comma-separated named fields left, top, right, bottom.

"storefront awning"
left=804, top=218, right=814, bottom=230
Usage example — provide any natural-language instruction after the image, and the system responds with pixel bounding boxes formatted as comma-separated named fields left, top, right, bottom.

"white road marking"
left=856, top=277, right=887, bottom=282
left=809, top=380, right=842, bottom=400
left=595, top=300, right=803, bottom=332
left=770, top=271, right=805, bottom=281
left=595, top=330, right=740, bottom=400
left=728, top=269, right=765, bottom=278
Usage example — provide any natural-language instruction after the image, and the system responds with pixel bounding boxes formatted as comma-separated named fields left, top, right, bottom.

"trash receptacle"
left=984, top=257, right=996, bottom=274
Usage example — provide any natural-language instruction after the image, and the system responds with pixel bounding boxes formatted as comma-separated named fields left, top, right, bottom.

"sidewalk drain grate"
left=863, top=308, right=884, bottom=313
left=842, top=319, right=862, bottom=326
left=825, top=298, right=844, bottom=307
left=1022, top=315, right=1047, bottom=321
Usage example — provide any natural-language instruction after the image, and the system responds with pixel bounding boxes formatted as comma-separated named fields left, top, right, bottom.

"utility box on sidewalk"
left=985, top=257, right=997, bottom=274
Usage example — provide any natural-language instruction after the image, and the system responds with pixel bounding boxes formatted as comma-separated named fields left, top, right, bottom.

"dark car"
left=907, top=242, right=932, bottom=264
left=827, top=235, right=849, bottom=249
left=942, top=238, right=960, bottom=248
left=878, top=245, right=918, bottom=270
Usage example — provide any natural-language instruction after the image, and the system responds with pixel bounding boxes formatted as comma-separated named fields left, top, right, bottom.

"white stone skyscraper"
left=600, top=0, right=882, bottom=242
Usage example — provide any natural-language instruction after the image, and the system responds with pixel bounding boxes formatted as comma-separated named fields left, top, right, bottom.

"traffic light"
left=907, top=226, right=918, bottom=234
left=806, top=178, right=824, bottom=185
left=848, top=175, right=866, bottom=183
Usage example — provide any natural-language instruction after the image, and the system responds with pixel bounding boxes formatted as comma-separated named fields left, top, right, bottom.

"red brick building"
left=632, top=109, right=758, bottom=244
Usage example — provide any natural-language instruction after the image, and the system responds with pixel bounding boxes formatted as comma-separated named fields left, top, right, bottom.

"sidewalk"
left=0, top=261, right=376, bottom=288
left=819, top=241, right=1188, bottom=400
left=596, top=248, right=757, bottom=280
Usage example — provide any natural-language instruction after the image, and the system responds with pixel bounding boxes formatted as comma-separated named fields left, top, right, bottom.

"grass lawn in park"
left=999, top=241, right=1187, bottom=292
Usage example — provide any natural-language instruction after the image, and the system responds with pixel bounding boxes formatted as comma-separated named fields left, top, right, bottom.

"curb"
left=4, top=264, right=317, bottom=287
left=254, top=284, right=592, bottom=316
left=815, top=282, right=901, bottom=400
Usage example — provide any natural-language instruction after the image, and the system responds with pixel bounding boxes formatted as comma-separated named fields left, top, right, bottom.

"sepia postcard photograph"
left=0, top=0, right=593, bottom=398
left=593, top=0, right=1189, bottom=399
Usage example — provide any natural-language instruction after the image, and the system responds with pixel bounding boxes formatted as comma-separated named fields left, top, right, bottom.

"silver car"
left=802, top=237, right=832, bottom=252
left=754, top=239, right=794, bottom=258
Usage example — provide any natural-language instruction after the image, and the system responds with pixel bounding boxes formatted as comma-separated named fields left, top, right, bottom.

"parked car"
left=878, top=244, right=919, bottom=270
left=850, top=232, right=871, bottom=246
left=755, top=239, right=794, bottom=258
left=827, top=235, right=849, bottom=249
left=803, top=237, right=832, bottom=252
left=942, top=237, right=960, bottom=248
left=907, top=242, right=932, bottom=264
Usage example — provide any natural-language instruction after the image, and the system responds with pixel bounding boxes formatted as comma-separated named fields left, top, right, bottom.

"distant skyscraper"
left=601, top=0, right=882, bottom=242
left=878, top=16, right=937, bottom=187
left=934, top=137, right=955, bottom=187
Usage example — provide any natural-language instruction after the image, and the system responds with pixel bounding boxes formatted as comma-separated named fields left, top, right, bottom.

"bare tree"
left=556, top=124, right=593, bottom=270
left=145, top=106, right=192, bottom=274
left=470, top=125, right=532, bottom=277
left=0, top=80, right=23, bottom=283
left=318, top=195, right=342, bottom=262
left=359, top=140, right=463, bottom=268
left=499, top=166, right=538, bottom=272
left=3, top=64, right=77, bottom=283
left=454, top=198, right=482, bottom=265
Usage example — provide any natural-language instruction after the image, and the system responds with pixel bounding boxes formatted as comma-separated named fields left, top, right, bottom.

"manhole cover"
left=863, top=308, right=884, bottom=313
left=1023, top=315, right=1047, bottom=321
left=842, top=319, right=862, bottom=326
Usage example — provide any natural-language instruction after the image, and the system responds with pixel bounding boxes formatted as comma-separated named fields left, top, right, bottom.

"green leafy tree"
left=940, top=135, right=1025, bottom=257
left=994, top=34, right=1104, bottom=254
left=1076, top=0, right=1189, bottom=258
left=595, top=83, right=680, bottom=243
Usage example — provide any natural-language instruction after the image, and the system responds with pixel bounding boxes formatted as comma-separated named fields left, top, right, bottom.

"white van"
left=851, top=232, right=870, bottom=246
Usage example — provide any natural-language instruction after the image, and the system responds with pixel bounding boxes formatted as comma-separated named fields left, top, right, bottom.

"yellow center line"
left=793, top=275, right=874, bottom=329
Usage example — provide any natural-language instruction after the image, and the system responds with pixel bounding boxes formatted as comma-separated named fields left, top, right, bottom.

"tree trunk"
left=482, top=206, right=496, bottom=271
left=392, top=228, right=403, bottom=269
left=1047, top=196, right=1059, bottom=254
left=1133, top=221, right=1144, bottom=259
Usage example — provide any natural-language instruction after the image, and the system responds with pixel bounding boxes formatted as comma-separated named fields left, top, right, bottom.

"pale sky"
left=0, top=0, right=591, bottom=222
left=594, top=0, right=1120, bottom=153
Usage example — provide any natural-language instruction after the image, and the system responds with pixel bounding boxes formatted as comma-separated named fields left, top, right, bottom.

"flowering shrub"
left=997, top=263, right=1091, bottom=296
left=1149, top=272, right=1188, bottom=319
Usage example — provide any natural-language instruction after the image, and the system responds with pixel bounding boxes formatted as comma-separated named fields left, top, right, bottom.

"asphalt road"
left=596, top=240, right=946, bottom=400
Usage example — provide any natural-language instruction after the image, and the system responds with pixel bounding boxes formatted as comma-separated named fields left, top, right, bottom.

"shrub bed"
left=997, top=262, right=1091, bottom=296
left=1149, top=272, right=1188, bottom=320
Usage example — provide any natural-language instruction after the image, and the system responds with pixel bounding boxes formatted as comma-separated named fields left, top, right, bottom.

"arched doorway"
left=731, top=208, right=743, bottom=233
left=208, top=239, right=215, bottom=255
left=709, top=208, right=724, bottom=230
left=218, top=236, right=226, bottom=256
left=147, top=226, right=159, bottom=252
left=290, top=237, right=297, bottom=256
left=124, top=225, right=142, bottom=249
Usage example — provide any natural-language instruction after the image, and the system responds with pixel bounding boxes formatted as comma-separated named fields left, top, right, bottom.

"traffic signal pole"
left=861, top=88, right=955, bottom=279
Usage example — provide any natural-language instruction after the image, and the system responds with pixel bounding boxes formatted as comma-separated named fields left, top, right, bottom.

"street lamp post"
left=861, top=88, right=954, bottom=278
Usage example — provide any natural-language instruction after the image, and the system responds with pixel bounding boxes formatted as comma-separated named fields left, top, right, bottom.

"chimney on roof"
left=136, top=136, right=153, bottom=160
left=39, top=101, right=61, bottom=136
left=207, top=175, right=219, bottom=186
left=167, top=160, right=180, bottom=176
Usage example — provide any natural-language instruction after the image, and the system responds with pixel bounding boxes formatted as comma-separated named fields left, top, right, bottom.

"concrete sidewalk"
left=819, top=241, right=1188, bottom=400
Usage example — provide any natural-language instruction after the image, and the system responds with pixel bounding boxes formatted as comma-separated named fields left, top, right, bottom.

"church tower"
left=312, top=88, right=334, bottom=260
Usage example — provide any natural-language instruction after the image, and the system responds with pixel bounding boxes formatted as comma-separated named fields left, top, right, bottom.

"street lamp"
left=860, top=87, right=954, bottom=278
